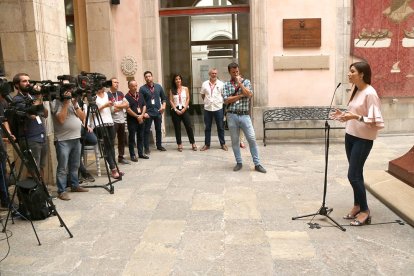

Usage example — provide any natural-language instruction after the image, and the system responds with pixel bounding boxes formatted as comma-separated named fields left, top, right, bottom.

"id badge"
left=36, top=116, right=42, bottom=124
left=151, top=99, right=155, bottom=105
left=178, top=104, right=182, bottom=110
left=137, top=107, right=141, bottom=114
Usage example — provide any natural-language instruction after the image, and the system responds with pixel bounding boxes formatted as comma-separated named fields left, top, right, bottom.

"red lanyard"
left=231, top=80, right=240, bottom=93
left=128, top=91, right=139, bottom=102
left=178, top=88, right=182, bottom=104
left=209, top=82, right=216, bottom=97
left=147, top=84, right=155, bottom=98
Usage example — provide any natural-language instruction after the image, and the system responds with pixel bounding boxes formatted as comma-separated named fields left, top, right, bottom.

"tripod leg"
left=325, top=213, right=347, bottom=231
left=292, top=212, right=320, bottom=220
left=51, top=207, right=73, bottom=238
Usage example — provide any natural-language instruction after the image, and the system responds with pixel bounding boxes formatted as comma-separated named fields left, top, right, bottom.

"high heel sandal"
left=192, top=144, right=198, bottom=151
left=350, top=212, right=371, bottom=226
left=343, top=211, right=360, bottom=220
left=177, top=145, right=183, bottom=152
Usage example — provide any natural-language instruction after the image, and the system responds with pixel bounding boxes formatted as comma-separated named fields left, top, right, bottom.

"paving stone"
left=0, top=135, right=413, bottom=275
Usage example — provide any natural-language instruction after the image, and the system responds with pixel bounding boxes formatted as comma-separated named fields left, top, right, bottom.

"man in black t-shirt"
left=125, top=80, right=148, bottom=161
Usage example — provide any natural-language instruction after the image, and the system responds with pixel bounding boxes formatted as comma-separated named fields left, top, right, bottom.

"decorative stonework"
left=121, top=55, right=138, bottom=76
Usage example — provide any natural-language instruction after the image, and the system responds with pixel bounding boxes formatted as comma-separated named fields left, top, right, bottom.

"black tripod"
left=80, top=98, right=122, bottom=194
left=292, top=83, right=346, bottom=232
left=0, top=123, right=73, bottom=245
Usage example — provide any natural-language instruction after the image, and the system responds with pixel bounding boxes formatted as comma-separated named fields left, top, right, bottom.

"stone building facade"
left=0, top=0, right=413, bottom=184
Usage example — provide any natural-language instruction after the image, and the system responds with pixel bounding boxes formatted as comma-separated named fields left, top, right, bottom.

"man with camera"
left=12, top=73, right=48, bottom=180
left=0, top=85, right=14, bottom=210
left=51, top=85, right=89, bottom=200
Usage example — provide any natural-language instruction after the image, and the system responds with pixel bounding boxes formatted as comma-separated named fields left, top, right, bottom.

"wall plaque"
left=283, top=18, right=321, bottom=48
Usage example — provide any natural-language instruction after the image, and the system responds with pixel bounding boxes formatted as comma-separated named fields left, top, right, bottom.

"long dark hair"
left=349, top=61, right=372, bottom=103
left=171, top=74, right=183, bottom=95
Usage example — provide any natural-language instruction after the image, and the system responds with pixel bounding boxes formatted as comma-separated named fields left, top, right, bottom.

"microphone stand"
left=292, top=83, right=346, bottom=231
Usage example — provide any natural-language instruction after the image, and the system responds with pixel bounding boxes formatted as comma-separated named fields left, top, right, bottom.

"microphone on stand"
left=327, top=82, right=341, bottom=120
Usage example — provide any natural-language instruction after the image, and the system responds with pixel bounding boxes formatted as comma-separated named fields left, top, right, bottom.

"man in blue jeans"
left=223, top=62, right=266, bottom=173
left=200, top=68, right=228, bottom=151
left=51, top=87, right=89, bottom=200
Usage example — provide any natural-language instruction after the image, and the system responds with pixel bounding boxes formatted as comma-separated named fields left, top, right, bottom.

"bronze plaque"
left=283, top=18, right=321, bottom=48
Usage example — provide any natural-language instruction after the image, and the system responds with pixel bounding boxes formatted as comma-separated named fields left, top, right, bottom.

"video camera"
left=28, top=77, right=78, bottom=102
left=77, top=72, right=112, bottom=94
left=0, top=77, right=13, bottom=102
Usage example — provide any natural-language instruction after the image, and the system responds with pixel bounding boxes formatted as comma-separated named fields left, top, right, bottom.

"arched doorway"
left=159, top=0, right=250, bottom=137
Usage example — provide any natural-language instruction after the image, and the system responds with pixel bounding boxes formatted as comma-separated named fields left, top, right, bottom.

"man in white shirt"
left=199, top=68, right=227, bottom=151
left=108, top=78, right=130, bottom=164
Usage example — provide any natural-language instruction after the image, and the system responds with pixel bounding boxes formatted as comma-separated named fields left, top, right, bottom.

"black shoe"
left=144, top=148, right=151, bottom=155
left=233, top=163, right=243, bottom=171
left=118, top=158, right=131, bottom=165
left=157, top=146, right=167, bottom=151
left=131, top=156, right=138, bottom=162
left=255, top=165, right=267, bottom=173
left=82, top=172, right=95, bottom=182
left=139, top=155, right=149, bottom=159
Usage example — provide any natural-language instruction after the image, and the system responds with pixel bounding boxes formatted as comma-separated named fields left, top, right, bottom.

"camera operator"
left=51, top=84, right=89, bottom=201
left=0, top=91, right=14, bottom=210
left=12, top=73, right=48, bottom=180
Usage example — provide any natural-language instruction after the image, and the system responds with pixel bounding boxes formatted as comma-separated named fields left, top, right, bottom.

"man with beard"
left=139, top=71, right=167, bottom=154
left=222, top=63, right=266, bottom=173
left=12, top=73, right=48, bottom=179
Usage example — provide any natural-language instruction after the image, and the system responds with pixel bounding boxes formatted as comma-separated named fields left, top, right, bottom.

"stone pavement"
left=0, top=134, right=413, bottom=275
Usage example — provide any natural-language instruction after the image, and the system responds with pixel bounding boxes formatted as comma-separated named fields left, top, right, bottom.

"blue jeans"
left=204, top=109, right=225, bottom=146
left=128, top=120, right=145, bottom=157
left=345, top=133, right=373, bottom=212
left=55, top=139, right=81, bottom=194
left=227, top=113, right=260, bottom=166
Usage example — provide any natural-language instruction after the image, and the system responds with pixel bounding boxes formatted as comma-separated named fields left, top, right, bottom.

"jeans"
left=55, top=139, right=81, bottom=194
left=95, top=126, right=116, bottom=170
left=114, top=122, right=126, bottom=159
left=128, top=120, right=145, bottom=157
left=144, top=115, right=162, bottom=149
left=204, top=109, right=225, bottom=146
left=227, top=113, right=260, bottom=166
left=171, top=110, right=195, bottom=145
left=345, top=133, right=373, bottom=212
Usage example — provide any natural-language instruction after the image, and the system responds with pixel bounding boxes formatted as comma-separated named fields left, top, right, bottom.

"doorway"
left=160, top=0, right=250, bottom=137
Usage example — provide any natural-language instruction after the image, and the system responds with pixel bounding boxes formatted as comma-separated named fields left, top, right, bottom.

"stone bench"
left=262, top=106, right=346, bottom=146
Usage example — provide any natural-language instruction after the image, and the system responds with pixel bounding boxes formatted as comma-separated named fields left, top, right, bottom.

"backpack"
left=17, top=179, right=50, bottom=220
